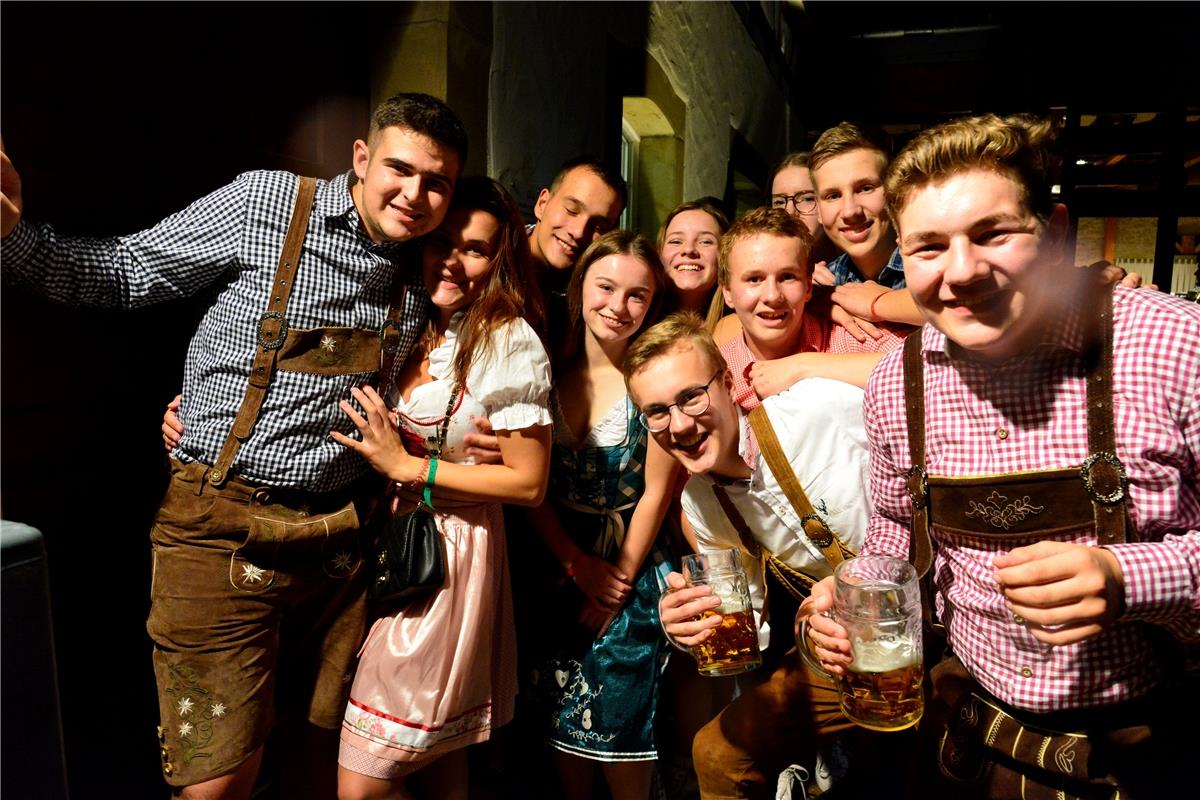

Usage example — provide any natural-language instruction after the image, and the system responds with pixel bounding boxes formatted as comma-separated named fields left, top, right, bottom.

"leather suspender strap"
left=711, top=484, right=763, bottom=558
left=202, top=176, right=318, bottom=489
left=1082, top=283, right=1130, bottom=546
left=903, top=283, right=1130, bottom=565
left=747, top=405, right=852, bottom=571
left=902, top=332, right=933, bottom=578
left=711, top=483, right=816, bottom=601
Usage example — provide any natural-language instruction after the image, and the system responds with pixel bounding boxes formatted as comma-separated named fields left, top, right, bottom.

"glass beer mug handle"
left=657, top=586, right=696, bottom=655
left=796, top=611, right=837, bottom=678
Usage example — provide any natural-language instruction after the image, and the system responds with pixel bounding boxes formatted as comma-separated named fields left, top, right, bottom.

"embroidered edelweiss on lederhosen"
left=326, top=549, right=357, bottom=576
left=160, top=661, right=229, bottom=775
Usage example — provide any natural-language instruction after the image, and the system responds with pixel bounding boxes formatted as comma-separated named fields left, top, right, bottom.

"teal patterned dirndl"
left=533, top=395, right=674, bottom=762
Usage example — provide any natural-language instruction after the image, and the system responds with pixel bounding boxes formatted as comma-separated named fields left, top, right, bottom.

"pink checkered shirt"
left=863, top=286, right=1200, bottom=713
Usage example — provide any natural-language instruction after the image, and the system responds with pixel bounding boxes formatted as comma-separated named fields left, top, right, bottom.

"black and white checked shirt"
left=3, top=170, right=428, bottom=491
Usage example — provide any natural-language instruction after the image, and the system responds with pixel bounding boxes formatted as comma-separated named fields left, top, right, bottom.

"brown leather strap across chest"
left=709, top=406, right=856, bottom=601
left=903, top=284, right=1131, bottom=579
left=201, top=177, right=410, bottom=490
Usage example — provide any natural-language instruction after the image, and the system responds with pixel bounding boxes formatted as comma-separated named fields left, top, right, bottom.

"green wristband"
left=423, top=457, right=438, bottom=510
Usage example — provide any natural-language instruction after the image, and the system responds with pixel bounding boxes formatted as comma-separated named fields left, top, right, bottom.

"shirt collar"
left=877, top=248, right=907, bottom=289
left=828, top=247, right=906, bottom=289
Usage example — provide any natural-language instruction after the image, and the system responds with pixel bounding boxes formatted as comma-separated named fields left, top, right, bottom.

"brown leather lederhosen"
left=149, top=178, right=419, bottom=785
left=902, top=285, right=1183, bottom=799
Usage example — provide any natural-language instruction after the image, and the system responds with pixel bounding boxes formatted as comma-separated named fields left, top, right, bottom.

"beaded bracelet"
left=407, top=456, right=431, bottom=494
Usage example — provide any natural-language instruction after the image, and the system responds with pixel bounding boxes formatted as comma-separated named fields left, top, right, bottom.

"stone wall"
left=488, top=1, right=798, bottom=228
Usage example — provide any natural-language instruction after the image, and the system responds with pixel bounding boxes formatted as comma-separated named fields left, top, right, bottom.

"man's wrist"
left=869, top=289, right=887, bottom=322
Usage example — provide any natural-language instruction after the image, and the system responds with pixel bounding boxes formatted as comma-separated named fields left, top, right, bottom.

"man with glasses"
left=625, top=310, right=878, bottom=800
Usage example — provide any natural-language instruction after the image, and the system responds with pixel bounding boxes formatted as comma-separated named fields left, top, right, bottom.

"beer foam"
left=850, top=636, right=919, bottom=672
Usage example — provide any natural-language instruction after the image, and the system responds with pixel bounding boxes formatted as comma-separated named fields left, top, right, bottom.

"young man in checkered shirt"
left=2, top=94, right=468, bottom=799
left=803, top=113, right=1200, bottom=797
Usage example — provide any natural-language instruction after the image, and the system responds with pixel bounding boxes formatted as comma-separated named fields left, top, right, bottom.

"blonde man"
left=627, top=311, right=888, bottom=800
left=804, top=113, right=1200, bottom=797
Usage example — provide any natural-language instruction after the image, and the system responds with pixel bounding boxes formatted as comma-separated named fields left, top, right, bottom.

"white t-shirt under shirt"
left=681, top=377, right=872, bottom=649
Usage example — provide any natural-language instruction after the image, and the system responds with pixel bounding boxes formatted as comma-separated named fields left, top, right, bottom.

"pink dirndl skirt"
left=338, top=502, right=516, bottom=778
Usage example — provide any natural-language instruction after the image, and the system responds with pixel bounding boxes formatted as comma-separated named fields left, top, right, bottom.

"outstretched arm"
left=2, top=168, right=250, bottom=308
left=1, top=146, right=23, bottom=238
left=831, top=282, right=925, bottom=327
left=749, top=351, right=885, bottom=398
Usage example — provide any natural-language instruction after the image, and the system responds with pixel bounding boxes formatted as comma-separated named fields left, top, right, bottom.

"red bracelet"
left=406, top=456, right=430, bottom=493
left=869, top=291, right=886, bottom=322
left=564, top=558, right=578, bottom=578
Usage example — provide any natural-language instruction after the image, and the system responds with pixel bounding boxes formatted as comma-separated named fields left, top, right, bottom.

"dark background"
left=2, top=3, right=1198, bottom=799
left=2, top=5, right=369, bottom=797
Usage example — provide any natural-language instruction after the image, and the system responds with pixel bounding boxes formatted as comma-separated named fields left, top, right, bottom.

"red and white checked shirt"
left=721, top=312, right=907, bottom=412
left=863, top=286, right=1200, bottom=712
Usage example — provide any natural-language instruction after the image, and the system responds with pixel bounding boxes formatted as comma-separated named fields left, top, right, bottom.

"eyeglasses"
left=637, top=370, right=723, bottom=433
left=769, top=192, right=817, bottom=215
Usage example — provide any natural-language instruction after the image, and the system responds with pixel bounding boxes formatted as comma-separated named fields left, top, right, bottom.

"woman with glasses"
left=525, top=230, right=680, bottom=800
left=657, top=197, right=730, bottom=331
left=766, top=152, right=842, bottom=269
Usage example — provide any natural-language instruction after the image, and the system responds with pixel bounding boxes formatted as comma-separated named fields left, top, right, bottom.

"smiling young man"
left=715, top=207, right=903, bottom=410
left=809, top=122, right=925, bottom=332
left=625, top=311, right=885, bottom=799
left=2, top=93, right=467, bottom=799
left=525, top=156, right=626, bottom=339
left=802, top=114, right=1200, bottom=798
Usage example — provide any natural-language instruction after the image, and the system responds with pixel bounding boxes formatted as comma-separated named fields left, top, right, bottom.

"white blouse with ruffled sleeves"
left=389, top=313, right=553, bottom=465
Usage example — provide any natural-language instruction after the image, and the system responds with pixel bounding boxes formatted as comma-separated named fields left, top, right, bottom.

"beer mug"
left=832, top=554, right=923, bottom=731
left=681, top=548, right=762, bottom=677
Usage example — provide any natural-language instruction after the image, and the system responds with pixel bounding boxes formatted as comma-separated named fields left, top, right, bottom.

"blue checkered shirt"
left=2, top=170, right=428, bottom=491
left=827, top=246, right=906, bottom=289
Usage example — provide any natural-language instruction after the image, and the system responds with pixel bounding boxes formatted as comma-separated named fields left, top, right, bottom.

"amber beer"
left=682, top=548, right=762, bottom=677
left=831, top=555, right=924, bottom=731
left=838, top=638, right=924, bottom=731
left=692, top=608, right=762, bottom=677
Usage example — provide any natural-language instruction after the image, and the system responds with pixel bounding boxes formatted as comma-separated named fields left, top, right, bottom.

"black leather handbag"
left=366, top=386, right=458, bottom=605
left=367, top=506, right=444, bottom=604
